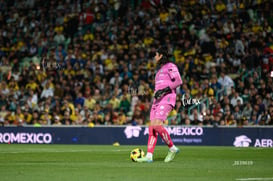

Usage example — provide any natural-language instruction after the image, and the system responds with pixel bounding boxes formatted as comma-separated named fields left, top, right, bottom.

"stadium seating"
left=0, top=0, right=272, bottom=126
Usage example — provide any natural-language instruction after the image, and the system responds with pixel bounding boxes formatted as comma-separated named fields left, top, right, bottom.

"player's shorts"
left=150, top=104, right=173, bottom=122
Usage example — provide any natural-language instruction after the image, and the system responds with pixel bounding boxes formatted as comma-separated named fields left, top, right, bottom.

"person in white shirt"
left=27, top=89, right=38, bottom=109
left=40, top=82, right=54, bottom=99
left=218, top=71, right=234, bottom=95
left=230, top=92, right=243, bottom=108
left=109, top=70, right=123, bottom=87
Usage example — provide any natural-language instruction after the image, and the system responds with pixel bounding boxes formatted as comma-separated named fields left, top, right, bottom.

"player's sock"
left=146, top=152, right=153, bottom=160
left=170, top=145, right=178, bottom=152
left=147, top=126, right=158, bottom=154
left=154, top=125, right=174, bottom=148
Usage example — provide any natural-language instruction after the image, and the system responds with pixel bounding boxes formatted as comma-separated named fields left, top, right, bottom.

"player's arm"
left=168, top=64, right=182, bottom=89
left=154, top=86, right=172, bottom=99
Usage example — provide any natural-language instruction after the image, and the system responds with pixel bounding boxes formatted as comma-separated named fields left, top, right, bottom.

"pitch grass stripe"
left=236, top=178, right=273, bottom=181
left=0, top=162, right=114, bottom=166
left=0, top=149, right=131, bottom=154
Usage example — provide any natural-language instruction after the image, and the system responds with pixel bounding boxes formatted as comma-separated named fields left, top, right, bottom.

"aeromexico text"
left=144, top=126, right=203, bottom=136
left=0, top=132, right=52, bottom=144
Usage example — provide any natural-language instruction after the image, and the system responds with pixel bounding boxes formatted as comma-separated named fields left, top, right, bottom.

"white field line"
left=236, top=178, right=273, bottom=181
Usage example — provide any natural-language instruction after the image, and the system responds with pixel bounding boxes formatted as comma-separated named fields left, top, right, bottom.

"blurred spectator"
left=84, top=93, right=96, bottom=111
left=242, top=102, right=253, bottom=120
left=233, top=105, right=243, bottom=122
left=202, top=79, right=214, bottom=98
left=119, top=93, right=131, bottom=114
left=230, top=92, right=243, bottom=108
left=110, top=70, right=122, bottom=88
left=61, top=111, right=72, bottom=125
left=52, top=115, right=62, bottom=126
left=109, top=94, right=121, bottom=110
left=189, top=109, right=203, bottom=125
left=131, top=106, right=145, bottom=125
left=40, top=81, right=54, bottom=99
left=74, top=92, right=85, bottom=107
left=217, top=71, right=234, bottom=95
left=61, top=99, right=75, bottom=116
left=27, top=89, right=38, bottom=110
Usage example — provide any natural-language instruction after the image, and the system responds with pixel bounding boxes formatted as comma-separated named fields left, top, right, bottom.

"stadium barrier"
left=0, top=126, right=272, bottom=147
left=215, top=86, right=227, bottom=102
left=241, top=66, right=261, bottom=83
left=187, top=97, right=209, bottom=116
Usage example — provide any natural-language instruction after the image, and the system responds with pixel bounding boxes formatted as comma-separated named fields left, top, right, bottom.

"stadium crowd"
left=0, top=0, right=273, bottom=127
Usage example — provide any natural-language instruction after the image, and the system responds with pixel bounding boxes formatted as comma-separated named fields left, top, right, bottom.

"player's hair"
left=156, top=46, right=172, bottom=67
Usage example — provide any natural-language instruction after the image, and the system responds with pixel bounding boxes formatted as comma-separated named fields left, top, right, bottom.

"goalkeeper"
left=136, top=46, right=182, bottom=163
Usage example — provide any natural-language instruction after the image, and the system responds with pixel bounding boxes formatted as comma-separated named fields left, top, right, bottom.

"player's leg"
left=136, top=105, right=157, bottom=163
left=152, top=104, right=180, bottom=162
left=147, top=126, right=158, bottom=159
left=153, top=124, right=173, bottom=148
left=152, top=123, right=180, bottom=162
left=136, top=104, right=179, bottom=163
left=136, top=126, right=157, bottom=163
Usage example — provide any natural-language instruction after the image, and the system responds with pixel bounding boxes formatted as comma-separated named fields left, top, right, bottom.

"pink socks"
left=147, top=125, right=174, bottom=154
left=147, top=126, right=158, bottom=153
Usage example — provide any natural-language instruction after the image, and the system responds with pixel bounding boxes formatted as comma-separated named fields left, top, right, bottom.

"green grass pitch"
left=0, top=144, right=272, bottom=181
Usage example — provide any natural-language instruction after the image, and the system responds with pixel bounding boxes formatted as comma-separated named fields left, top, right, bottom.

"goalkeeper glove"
left=154, top=87, right=172, bottom=99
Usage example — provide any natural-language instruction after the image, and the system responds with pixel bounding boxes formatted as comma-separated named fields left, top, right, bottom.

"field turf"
left=0, top=144, right=272, bottom=181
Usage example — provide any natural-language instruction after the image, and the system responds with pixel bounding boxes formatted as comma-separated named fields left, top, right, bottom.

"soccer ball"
left=130, top=148, right=145, bottom=162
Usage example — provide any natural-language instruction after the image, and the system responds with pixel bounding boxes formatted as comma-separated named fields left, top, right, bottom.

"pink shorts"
left=150, top=104, right=173, bottom=122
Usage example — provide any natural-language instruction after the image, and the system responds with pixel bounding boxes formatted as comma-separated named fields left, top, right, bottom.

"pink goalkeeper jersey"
left=153, top=62, right=182, bottom=107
